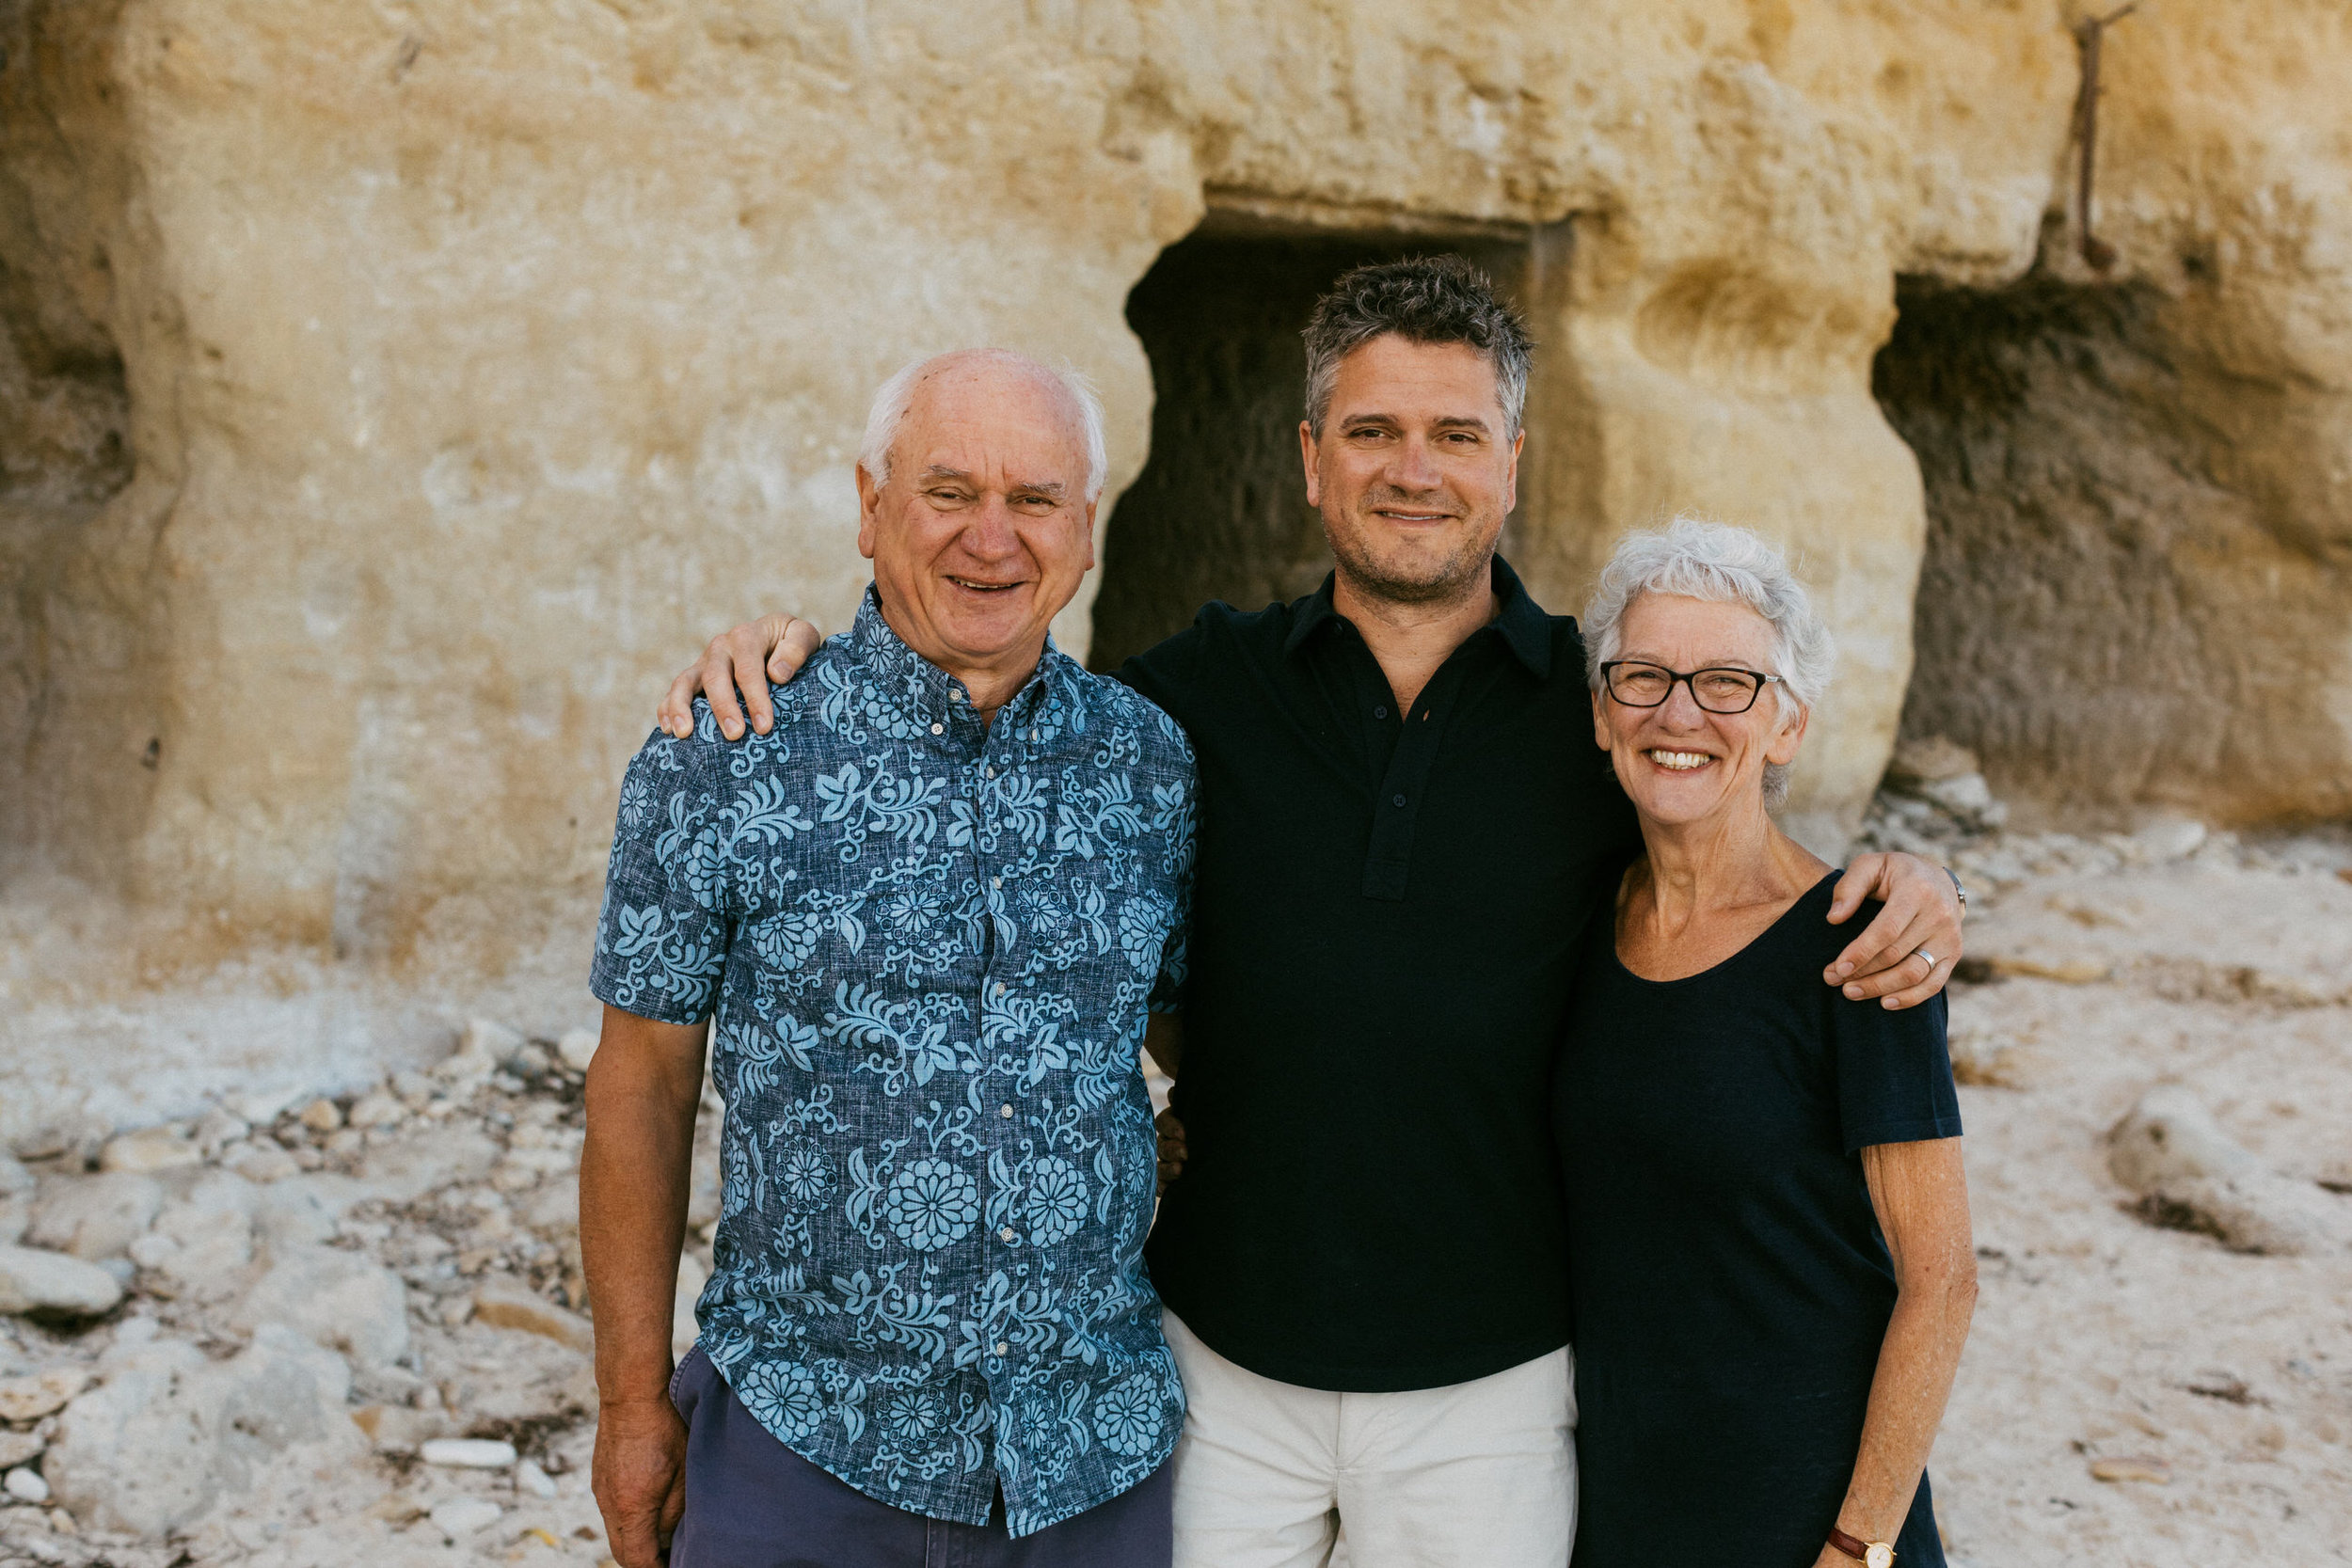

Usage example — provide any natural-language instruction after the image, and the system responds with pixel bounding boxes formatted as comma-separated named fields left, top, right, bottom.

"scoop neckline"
left=1606, top=867, right=1843, bottom=989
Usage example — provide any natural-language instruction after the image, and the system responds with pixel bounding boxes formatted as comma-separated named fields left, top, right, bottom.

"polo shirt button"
left=984, top=765, right=995, bottom=778
left=998, top=1227, right=1017, bottom=1243
left=1392, top=793, right=1407, bottom=807
left=993, top=1341, right=1009, bottom=1357
left=930, top=722, right=944, bottom=736
left=1375, top=705, right=1387, bottom=719
left=1000, top=1104, right=1015, bottom=1118
left=992, top=876, right=1003, bottom=889
left=993, top=983, right=1007, bottom=998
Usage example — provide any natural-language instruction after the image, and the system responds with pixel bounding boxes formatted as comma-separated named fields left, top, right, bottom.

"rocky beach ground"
left=2, top=782, right=2347, bottom=1567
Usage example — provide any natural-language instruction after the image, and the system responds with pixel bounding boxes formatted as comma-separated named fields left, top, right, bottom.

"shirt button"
left=998, top=1227, right=1017, bottom=1243
left=1392, top=793, right=1407, bottom=808
left=993, top=1341, right=1009, bottom=1357
left=984, top=765, right=995, bottom=779
left=930, top=722, right=944, bottom=736
left=1374, top=705, right=1387, bottom=719
left=1000, top=1104, right=1015, bottom=1118
left=993, top=983, right=1007, bottom=998
left=992, top=876, right=1003, bottom=889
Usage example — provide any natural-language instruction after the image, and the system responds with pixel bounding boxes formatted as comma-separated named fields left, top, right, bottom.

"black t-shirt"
left=1120, top=558, right=1642, bottom=1391
left=1553, top=872, right=1962, bottom=1568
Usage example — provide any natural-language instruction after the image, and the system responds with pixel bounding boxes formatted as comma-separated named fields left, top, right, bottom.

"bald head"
left=859, top=349, right=1107, bottom=503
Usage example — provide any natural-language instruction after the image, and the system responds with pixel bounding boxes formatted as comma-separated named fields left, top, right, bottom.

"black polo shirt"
left=1120, top=557, right=1641, bottom=1392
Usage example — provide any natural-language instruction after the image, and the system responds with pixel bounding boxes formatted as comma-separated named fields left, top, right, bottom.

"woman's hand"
left=1155, top=1110, right=1188, bottom=1195
left=658, top=613, right=825, bottom=740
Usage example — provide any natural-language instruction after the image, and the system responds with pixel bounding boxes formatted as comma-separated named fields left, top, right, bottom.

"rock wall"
left=3, top=0, right=2348, bottom=1130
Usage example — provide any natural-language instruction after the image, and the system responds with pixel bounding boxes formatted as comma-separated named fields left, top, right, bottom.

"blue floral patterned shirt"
left=590, top=588, right=1195, bottom=1536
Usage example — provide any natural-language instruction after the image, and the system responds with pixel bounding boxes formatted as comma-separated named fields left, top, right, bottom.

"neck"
left=1629, top=793, right=1822, bottom=931
left=1329, top=558, right=1499, bottom=714
left=875, top=598, right=1043, bottom=728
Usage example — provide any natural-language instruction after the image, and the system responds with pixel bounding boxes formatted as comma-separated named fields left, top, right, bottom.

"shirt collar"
left=1281, top=555, right=1553, bottom=679
left=848, top=585, right=1068, bottom=732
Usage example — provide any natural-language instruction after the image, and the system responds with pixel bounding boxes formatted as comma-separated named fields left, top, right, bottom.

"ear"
left=1081, top=495, right=1099, bottom=572
left=1591, top=687, right=1613, bottom=755
left=1502, top=428, right=1524, bottom=515
left=1298, top=420, right=1321, bottom=510
left=855, top=464, right=882, bottom=562
left=1766, top=699, right=1810, bottom=767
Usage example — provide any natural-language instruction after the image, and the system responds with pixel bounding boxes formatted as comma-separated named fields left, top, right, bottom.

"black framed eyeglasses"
left=1600, top=661, right=1782, bottom=715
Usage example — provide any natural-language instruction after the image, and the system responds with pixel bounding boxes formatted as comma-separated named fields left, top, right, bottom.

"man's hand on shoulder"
left=659, top=613, right=824, bottom=741
left=591, top=1394, right=688, bottom=1568
left=1822, top=851, right=1965, bottom=1011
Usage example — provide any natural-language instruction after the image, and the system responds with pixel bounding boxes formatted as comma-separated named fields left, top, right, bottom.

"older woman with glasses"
left=1554, top=518, right=1976, bottom=1568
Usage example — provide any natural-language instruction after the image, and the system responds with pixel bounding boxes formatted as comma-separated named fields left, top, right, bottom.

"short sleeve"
left=1830, top=989, right=1963, bottom=1154
left=588, top=721, right=733, bottom=1024
left=1147, top=760, right=1197, bottom=1015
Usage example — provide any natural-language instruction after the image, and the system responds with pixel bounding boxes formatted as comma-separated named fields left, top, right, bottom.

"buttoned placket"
left=1327, top=624, right=1474, bottom=902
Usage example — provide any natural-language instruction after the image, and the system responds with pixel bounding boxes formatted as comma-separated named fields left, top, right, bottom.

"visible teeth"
left=1647, top=750, right=1713, bottom=770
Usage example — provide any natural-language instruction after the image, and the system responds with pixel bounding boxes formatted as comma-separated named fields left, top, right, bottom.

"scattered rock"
left=25, top=1174, right=163, bottom=1261
left=0, top=1244, right=125, bottom=1319
left=420, top=1436, right=516, bottom=1469
left=2107, top=1086, right=2351, bottom=1255
left=0, top=1431, right=43, bottom=1468
left=437, top=1019, right=524, bottom=1086
left=234, top=1245, right=410, bottom=1370
left=5, top=1465, right=51, bottom=1504
left=297, top=1099, right=343, bottom=1134
left=45, top=1325, right=363, bottom=1539
left=556, top=1027, right=599, bottom=1073
left=218, top=1144, right=301, bottom=1183
left=516, top=1458, right=559, bottom=1498
left=346, top=1090, right=405, bottom=1130
left=2089, top=1454, right=2170, bottom=1484
left=428, top=1497, right=503, bottom=1539
left=472, top=1280, right=596, bottom=1355
left=97, top=1128, right=200, bottom=1177
left=348, top=1402, right=452, bottom=1454
left=0, top=1368, right=91, bottom=1422
left=2132, top=816, right=2208, bottom=862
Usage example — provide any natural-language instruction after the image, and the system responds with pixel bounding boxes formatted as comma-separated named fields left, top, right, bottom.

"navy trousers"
left=668, top=1347, right=1175, bottom=1568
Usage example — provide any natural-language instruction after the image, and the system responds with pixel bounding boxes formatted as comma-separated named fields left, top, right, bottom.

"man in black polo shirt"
left=659, top=261, right=1963, bottom=1566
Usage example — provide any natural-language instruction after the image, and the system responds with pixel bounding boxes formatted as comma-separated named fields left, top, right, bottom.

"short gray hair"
left=1302, top=256, right=1533, bottom=439
left=858, top=348, right=1109, bottom=501
left=1581, top=516, right=1836, bottom=806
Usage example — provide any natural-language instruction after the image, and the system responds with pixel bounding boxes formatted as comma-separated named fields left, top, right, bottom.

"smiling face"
left=1300, top=335, right=1522, bottom=606
left=1592, top=593, right=1808, bottom=828
left=857, top=357, right=1097, bottom=688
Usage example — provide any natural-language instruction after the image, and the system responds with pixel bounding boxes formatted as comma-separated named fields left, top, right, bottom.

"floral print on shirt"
left=592, top=589, right=1195, bottom=1536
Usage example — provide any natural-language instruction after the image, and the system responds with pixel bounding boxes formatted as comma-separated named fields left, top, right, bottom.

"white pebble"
left=429, top=1497, right=503, bottom=1538
left=4, top=1465, right=51, bottom=1504
left=515, top=1458, right=559, bottom=1498
left=420, top=1436, right=517, bottom=1469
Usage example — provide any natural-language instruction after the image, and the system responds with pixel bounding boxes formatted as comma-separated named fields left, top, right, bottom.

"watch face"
left=1866, top=1546, right=1895, bottom=1568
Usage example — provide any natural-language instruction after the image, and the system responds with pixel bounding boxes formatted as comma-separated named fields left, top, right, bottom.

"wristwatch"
left=1827, top=1526, right=1894, bottom=1567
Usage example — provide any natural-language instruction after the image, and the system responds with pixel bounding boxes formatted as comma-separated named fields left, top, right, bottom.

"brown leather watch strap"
left=1825, top=1527, right=1872, bottom=1561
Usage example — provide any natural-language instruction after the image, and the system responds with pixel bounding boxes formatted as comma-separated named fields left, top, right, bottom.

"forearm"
left=1834, top=1274, right=1975, bottom=1544
left=1143, top=1011, right=1184, bottom=1079
left=580, top=1008, right=708, bottom=1407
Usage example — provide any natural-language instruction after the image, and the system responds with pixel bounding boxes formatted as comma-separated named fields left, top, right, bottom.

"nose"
left=1385, top=434, right=1443, bottom=494
left=1655, top=678, right=1710, bottom=729
left=959, top=496, right=1021, bottom=561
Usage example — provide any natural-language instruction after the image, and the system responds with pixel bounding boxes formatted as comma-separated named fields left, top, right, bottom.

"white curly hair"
left=1581, top=516, right=1836, bottom=806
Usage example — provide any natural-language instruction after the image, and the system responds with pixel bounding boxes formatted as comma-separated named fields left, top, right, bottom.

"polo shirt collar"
left=849, top=585, right=1067, bottom=734
left=1281, top=555, right=1553, bottom=679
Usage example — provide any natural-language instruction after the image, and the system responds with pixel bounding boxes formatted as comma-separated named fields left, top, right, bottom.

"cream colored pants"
left=1163, top=1309, right=1577, bottom=1568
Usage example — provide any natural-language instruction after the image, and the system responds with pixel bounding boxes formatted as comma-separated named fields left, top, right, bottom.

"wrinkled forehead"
left=894, top=362, right=1089, bottom=491
left=1616, top=592, right=1780, bottom=665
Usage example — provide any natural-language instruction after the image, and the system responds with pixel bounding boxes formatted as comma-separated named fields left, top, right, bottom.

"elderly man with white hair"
left=580, top=348, right=1195, bottom=1568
